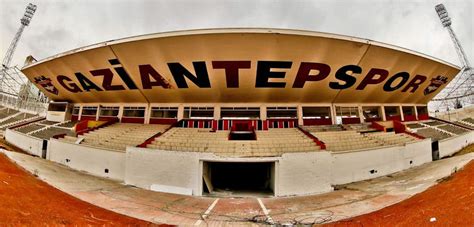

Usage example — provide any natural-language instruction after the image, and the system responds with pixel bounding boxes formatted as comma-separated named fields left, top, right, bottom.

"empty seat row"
left=415, top=128, right=452, bottom=141
left=436, top=124, right=469, bottom=135
left=364, top=131, right=418, bottom=145
left=68, top=123, right=170, bottom=151
left=0, top=108, right=19, bottom=119
left=149, top=128, right=319, bottom=156
left=302, top=125, right=344, bottom=132
left=31, top=127, right=75, bottom=140
left=15, top=123, right=46, bottom=134
left=312, top=131, right=384, bottom=152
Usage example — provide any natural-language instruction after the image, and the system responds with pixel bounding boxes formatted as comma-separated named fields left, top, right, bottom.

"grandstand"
left=72, top=123, right=169, bottom=151
left=1, top=28, right=472, bottom=197
left=148, top=127, right=318, bottom=157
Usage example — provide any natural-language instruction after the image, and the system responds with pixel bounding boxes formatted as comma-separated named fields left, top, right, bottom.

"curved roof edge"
left=22, top=27, right=461, bottom=70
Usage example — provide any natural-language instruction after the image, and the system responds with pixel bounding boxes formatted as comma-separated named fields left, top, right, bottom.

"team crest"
left=424, top=75, right=448, bottom=95
left=34, top=76, right=59, bottom=95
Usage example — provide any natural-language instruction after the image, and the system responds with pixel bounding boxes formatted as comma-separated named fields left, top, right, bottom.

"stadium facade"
left=4, top=28, right=472, bottom=197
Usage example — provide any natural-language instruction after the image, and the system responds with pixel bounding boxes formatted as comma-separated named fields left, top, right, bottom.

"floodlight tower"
left=1, top=3, right=37, bottom=68
left=433, top=4, right=473, bottom=110
left=0, top=3, right=44, bottom=108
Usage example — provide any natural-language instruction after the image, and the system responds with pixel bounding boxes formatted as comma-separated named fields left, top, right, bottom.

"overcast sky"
left=0, top=0, right=472, bottom=68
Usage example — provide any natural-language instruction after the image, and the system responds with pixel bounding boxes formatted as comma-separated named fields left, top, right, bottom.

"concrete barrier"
left=439, top=131, right=474, bottom=158
left=42, top=138, right=434, bottom=197
left=48, top=139, right=126, bottom=181
left=330, top=139, right=432, bottom=185
left=5, top=129, right=45, bottom=157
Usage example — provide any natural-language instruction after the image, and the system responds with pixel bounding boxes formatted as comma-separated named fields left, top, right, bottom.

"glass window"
left=72, top=106, right=80, bottom=115
left=302, top=106, right=331, bottom=119
left=151, top=107, right=178, bottom=118
left=402, top=106, right=415, bottom=115
left=362, top=106, right=381, bottom=119
left=335, top=106, right=359, bottom=118
left=48, top=103, right=67, bottom=112
left=100, top=107, right=119, bottom=117
left=123, top=107, right=146, bottom=117
left=82, top=106, right=98, bottom=116
left=384, top=106, right=400, bottom=117
left=417, top=106, right=428, bottom=115
left=184, top=107, right=214, bottom=119
left=266, top=107, right=297, bottom=119
left=221, top=107, right=260, bottom=119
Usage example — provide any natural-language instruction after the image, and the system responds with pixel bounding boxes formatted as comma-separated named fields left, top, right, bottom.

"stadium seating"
left=75, top=123, right=169, bottom=151
left=415, top=128, right=451, bottom=141
left=0, top=112, right=38, bottom=130
left=31, top=126, right=76, bottom=140
left=15, top=123, right=46, bottom=134
left=437, top=124, right=469, bottom=135
left=148, top=128, right=318, bottom=157
left=364, top=131, right=418, bottom=146
left=38, top=120, right=58, bottom=125
left=423, top=120, right=444, bottom=126
left=405, top=123, right=425, bottom=129
left=0, top=108, right=19, bottom=119
left=56, top=121, right=77, bottom=128
left=311, top=131, right=383, bottom=152
left=454, top=120, right=473, bottom=129
left=302, top=124, right=343, bottom=132
left=342, top=123, right=376, bottom=132
left=463, top=117, right=474, bottom=124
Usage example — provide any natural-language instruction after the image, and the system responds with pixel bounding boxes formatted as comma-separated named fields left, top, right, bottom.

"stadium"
left=0, top=2, right=473, bottom=226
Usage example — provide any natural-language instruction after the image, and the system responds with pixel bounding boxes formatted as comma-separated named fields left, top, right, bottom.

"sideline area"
left=0, top=145, right=473, bottom=225
left=328, top=159, right=474, bottom=226
left=0, top=151, right=160, bottom=226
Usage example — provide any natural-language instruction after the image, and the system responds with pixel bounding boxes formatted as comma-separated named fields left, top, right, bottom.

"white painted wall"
left=5, top=129, right=44, bottom=157
left=330, top=139, right=432, bottom=185
left=277, top=151, right=333, bottom=196
left=439, top=131, right=474, bottom=158
left=125, top=148, right=201, bottom=195
left=47, top=111, right=67, bottom=122
left=44, top=137, right=434, bottom=197
left=48, top=139, right=126, bottom=180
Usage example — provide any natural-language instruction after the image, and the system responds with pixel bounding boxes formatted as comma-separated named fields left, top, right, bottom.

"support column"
left=399, top=105, right=405, bottom=122
left=330, top=105, right=337, bottom=124
left=144, top=104, right=151, bottom=124
left=297, top=105, right=304, bottom=126
left=414, top=105, right=419, bottom=120
left=95, top=105, right=100, bottom=121
left=78, top=105, right=83, bottom=121
left=358, top=105, right=364, bottom=123
left=260, top=106, right=267, bottom=120
left=177, top=105, right=184, bottom=121
left=381, top=106, right=386, bottom=121
left=214, top=105, right=220, bottom=120
left=117, top=105, right=124, bottom=123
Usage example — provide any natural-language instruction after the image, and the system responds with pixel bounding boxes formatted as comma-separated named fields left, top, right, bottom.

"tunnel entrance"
left=203, top=161, right=275, bottom=196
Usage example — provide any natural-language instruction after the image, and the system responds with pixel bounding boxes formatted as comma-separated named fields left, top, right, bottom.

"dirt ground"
left=326, top=159, right=474, bottom=226
left=0, top=151, right=166, bottom=226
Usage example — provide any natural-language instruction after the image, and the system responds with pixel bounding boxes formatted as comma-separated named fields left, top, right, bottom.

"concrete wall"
left=43, top=138, right=433, bottom=197
left=330, top=139, right=432, bottom=185
left=125, top=148, right=201, bottom=195
left=277, top=151, right=333, bottom=196
left=5, top=129, right=44, bottom=157
left=439, top=131, right=474, bottom=158
left=48, top=139, right=126, bottom=180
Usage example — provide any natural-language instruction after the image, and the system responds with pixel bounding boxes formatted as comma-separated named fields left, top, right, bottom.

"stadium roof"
left=22, top=28, right=460, bottom=104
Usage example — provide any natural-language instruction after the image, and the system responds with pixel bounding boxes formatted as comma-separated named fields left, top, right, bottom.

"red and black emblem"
left=34, top=76, right=59, bottom=95
left=423, top=75, right=448, bottom=95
